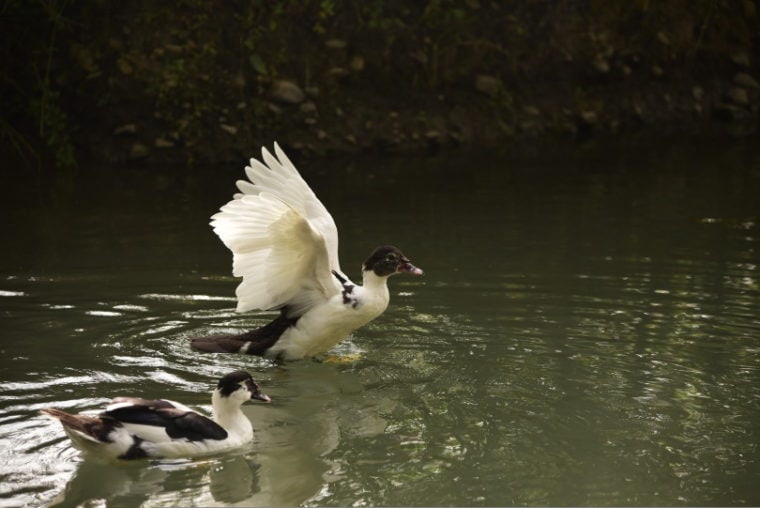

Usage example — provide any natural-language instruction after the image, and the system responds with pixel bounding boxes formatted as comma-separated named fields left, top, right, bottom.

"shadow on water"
left=1, top=137, right=759, bottom=506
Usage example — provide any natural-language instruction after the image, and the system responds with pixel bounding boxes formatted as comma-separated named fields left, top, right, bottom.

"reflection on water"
left=1, top=138, right=759, bottom=506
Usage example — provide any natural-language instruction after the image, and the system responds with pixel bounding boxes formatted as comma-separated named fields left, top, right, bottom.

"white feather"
left=211, top=143, right=344, bottom=315
left=120, top=422, right=175, bottom=443
left=62, top=426, right=134, bottom=459
left=105, top=399, right=194, bottom=414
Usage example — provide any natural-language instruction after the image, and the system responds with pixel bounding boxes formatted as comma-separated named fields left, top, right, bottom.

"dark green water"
left=1, top=139, right=759, bottom=507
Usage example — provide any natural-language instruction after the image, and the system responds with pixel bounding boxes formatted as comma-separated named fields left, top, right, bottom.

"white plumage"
left=211, top=143, right=343, bottom=316
left=192, top=143, right=423, bottom=360
left=41, top=371, right=271, bottom=460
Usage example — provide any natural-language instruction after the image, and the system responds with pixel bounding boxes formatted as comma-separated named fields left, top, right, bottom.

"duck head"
left=362, top=245, right=423, bottom=278
left=216, top=370, right=271, bottom=404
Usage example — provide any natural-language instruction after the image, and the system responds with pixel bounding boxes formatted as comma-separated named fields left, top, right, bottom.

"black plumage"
left=105, top=401, right=228, bottom=441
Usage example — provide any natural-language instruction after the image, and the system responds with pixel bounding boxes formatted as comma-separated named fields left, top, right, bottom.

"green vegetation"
left=2, top=0, right=758, bottom=167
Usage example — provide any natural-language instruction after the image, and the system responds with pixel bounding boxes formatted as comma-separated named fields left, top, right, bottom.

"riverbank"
left=3, top=1, right=758, bottom=166
left=95, top=67, right=759, bottom=163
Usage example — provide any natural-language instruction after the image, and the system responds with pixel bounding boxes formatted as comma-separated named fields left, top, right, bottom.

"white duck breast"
left=41, top=370, right=271, bottom=460
left=191, top=143, right=423, bottom=361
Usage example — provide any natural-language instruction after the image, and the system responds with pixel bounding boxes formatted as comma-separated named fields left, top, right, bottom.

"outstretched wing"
left=235, top=143, right=342, bottom=273
left=212, top=144, right=343, bottom=316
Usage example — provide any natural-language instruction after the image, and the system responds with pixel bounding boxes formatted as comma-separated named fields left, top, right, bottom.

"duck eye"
left=385, top=253, right=398, bottom=262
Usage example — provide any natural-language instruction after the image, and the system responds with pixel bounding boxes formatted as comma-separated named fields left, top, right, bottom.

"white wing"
left=212, top=144, right=343, bottom=316
left=234, top=142, right=342, bottom=273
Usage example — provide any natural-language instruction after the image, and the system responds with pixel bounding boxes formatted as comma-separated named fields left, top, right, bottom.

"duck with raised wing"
left=191, top=143, right=423, bottom=361
left=41, top=370, right=271, bottom=460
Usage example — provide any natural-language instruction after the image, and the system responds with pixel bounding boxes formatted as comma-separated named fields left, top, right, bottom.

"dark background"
left=2, top=0, right=758, bottom=168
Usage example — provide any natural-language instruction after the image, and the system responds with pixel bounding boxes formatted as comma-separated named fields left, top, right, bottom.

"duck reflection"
left=48, top=459, right=167, bottom=507
left=50, top=453, right=261, bottom=506
left=239, top=361, right=349, bottom=506
left=208, top=454, right=259, bottom=503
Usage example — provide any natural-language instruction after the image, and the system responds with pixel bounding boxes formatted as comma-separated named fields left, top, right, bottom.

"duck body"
left=264, top=271, right=390, bottom=360
left=191, top=143, right=422, bottom=360
left=41, top=371, right=270, bottom=460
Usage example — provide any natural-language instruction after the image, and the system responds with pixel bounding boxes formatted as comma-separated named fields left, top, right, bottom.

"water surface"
left=1, top=139, right=759, bottom=506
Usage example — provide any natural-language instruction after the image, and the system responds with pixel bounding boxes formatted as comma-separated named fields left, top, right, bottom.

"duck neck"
left=212, top=392, right=253, bottom=439
left=362, top=270, right=390, bottom=295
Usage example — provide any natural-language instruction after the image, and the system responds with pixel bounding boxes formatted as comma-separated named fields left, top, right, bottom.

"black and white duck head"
left=362, top=245, right=424, bottom=278
left=213, top=370, right=271, bottom=414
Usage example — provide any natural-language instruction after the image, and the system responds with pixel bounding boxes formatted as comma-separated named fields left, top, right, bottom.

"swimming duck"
left=191, top=143, right=422, bottom=361
left=41, top=370, right=270, bottom=460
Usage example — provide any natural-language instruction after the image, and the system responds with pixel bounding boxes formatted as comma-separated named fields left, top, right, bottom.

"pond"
left=1, top=138, right=759, bottom=506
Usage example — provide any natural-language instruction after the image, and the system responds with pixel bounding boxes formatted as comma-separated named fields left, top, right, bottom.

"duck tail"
left=40, top=408, right=112, bottom=444
left=190, top=334, right=251, bottom=354
left=42, top=408, right=142, bottom=459
left=191, top=313, right=298, bottom=356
